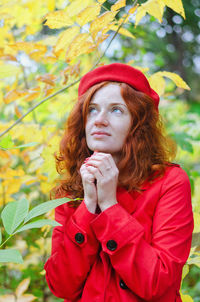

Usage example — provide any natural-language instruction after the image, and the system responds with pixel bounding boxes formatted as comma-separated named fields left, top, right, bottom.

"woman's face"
left=85, top=83, right=132, bottom=162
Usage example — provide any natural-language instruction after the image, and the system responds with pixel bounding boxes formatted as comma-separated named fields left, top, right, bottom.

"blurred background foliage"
left=0, top=0, right=199, bottom=301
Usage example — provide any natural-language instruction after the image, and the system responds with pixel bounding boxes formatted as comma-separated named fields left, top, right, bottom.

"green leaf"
left=0, top=229, right=2, bottom=245
left=24, top=197, right=73, bottom=223
left=172, top=132, right=193, bottom=153
left=15, top=219, right=61, bottom=233
left=13, top=142, right=39, bottom=149
left=1, top=198, right=29, bottom=235
left=0, top=249, right=23, bottom=263
left=0, top=134, right=14, bottom=149
left=182, top=264, right=189, bottom=280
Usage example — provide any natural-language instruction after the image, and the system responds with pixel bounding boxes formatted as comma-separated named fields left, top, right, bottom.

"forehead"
left=90, top=83, right=125, bottom=104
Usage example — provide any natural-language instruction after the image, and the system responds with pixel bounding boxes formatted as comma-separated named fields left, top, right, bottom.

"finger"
left=80, top=164, right=96, bottom=180
left=86, top=165, right=103, bottom=179
left=86, top=160, right=112, bottom=176
left=91, top=152, right=115, bottom=167
left=89, top=154, right=115, bottom=172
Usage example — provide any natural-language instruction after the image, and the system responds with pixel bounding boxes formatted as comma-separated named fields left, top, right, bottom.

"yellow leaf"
left=76, top=4, right=101, bottom=26
left=111, top=0, right=126, bottom=11
left=158, top=71, right=190, bottom=90
left=40, top=181, right=53, bottom=193
left=163, top=0, right=185, bottom=19
left=63, top=60, right=81, bottom=79
left=66, top=33, right=94, bottom=62
left=97, top=0, right=106, bottom=3
left=90, top=11, right=118, bottom=39
left=143, top=0, right=165, bottom=23
left=0, top=167, right=25, bottom=179
left=55, top=26, right=80, bottom=53
left=118, top=15, right=130, bottom=26
left=148, top=73, right=166, bottom=96
left=180, top=293, right=194, bottom=302
left=0, top=149, right=10, bottom=159
left=101, top=23, right=115, bottom=35
left=43, top=85, right=54, bottom=97
left=4, top=90, right=28, bottom=104
left=40, top=36, right=58, bottom=46
left=47, top=0, right=55, bottom=11
left=8, top=42, right=47, bottom=55
left=29, top=50, right=46, bottom=62
left=0, top=63, right=20, bottom=78
left=24, top=87, right=41, bottom=103
left=14, top=105, right=22, bottom=118
left=42, top=56, right=57, bottom=64
left=135, top=6, right=147, bottom=26
left=109, top=25, right=135, bottom=39
left=44, top=10, right=73, bottom=29
left=16, top=278, right=30, bottom=298
left=40, top=135, right=60, bottom=182
left=0, top=54, right=17, bottom=62
left=128, top=4, right=139, bottom=15
left=95, top=34, right=109, bottom=47
left=36, top=74, right=57, bottom=86
left=65, top=0, right=94, bottom=17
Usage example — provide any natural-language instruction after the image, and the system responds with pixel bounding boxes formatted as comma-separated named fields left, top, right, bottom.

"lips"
left=92, top=131, right=111, bottom=136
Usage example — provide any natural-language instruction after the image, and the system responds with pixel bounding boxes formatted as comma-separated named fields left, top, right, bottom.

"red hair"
left=51, top=82, right=177, bottom=205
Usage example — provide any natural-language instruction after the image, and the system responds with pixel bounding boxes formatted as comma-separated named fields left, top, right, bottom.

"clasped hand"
left=80, top=152, right=119, bottom=213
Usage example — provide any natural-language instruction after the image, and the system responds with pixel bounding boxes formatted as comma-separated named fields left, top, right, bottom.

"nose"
left=94, top=111, right=109, bottom=126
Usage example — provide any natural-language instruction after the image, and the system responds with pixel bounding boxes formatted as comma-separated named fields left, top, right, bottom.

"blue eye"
left=88, top=107, right=97, bottom=114
left=112, top=107, right=123, bottom=113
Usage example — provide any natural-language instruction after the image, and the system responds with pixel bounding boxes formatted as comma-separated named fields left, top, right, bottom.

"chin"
left=88, top=144, right=112, bottom=154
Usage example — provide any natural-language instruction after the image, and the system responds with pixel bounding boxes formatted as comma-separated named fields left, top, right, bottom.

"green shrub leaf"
left=24, top=197, right=72, bottom=223
left=15, top=219, right=61, bottom=233
left=182, top=264, right=189, bottom=280
left=14, top=142, right=39, bottom=149
left=0, top=229, right=2, bottom=245
left=1, top=198, right=29, bottom=235
left=0, top=134, right=14, bottom=149
left=172, top=132, right=193, bottom=153
left=0, top=249, right=23, bottom=263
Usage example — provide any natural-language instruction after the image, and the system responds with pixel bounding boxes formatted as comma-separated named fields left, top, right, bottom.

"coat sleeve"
left=44, top=200, right=100, bottom=300
left=90, top=167, right=194, bottom=300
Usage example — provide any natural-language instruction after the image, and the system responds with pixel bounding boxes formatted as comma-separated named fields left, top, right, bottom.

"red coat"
left=44, top=165, right=194, bottom=301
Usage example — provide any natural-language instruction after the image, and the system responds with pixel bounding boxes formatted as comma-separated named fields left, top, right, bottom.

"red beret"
left=78, top=63, right=159, bottom=110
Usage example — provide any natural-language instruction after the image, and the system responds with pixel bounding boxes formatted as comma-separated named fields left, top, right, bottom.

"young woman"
left=44, top=63, right=194, bottom=302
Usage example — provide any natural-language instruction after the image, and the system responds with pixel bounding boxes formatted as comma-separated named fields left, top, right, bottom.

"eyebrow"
left=89, top=102, right=127, bottom=107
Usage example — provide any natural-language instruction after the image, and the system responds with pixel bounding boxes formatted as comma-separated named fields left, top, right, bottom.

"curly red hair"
left=51, top=82, right=177, bottom=205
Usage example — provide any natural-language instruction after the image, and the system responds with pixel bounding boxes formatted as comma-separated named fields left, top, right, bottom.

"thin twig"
left=0, top=79, right=80, bottom=138
left=0, top=1, right=138, bottom=139
left=21, top=64, right=29, bottom=90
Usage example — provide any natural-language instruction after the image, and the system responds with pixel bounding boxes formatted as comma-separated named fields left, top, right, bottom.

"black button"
left=119, top=279, right=128, bottom=290
left=75, top=233, right=84, bottom=244
left=106, top=240, right=117, bottom=251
